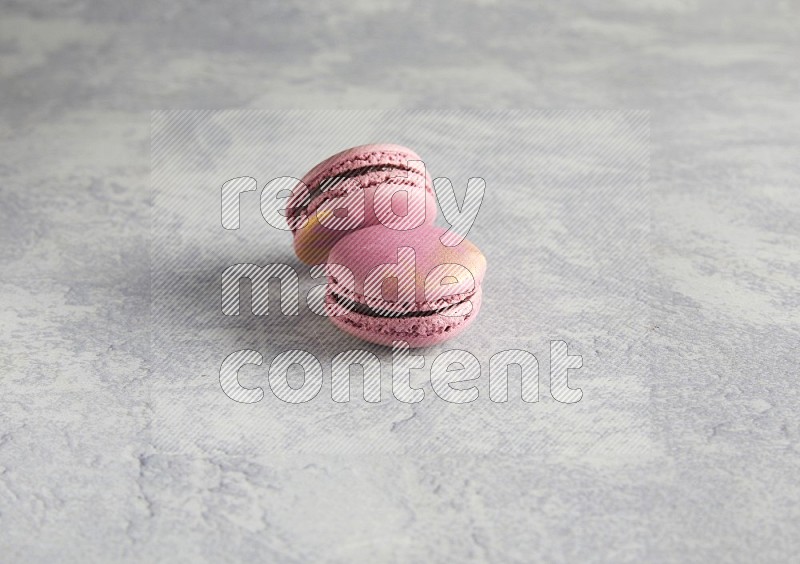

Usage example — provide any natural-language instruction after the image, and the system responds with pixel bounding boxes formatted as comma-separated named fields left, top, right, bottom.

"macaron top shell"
left=327, top=224, right=486, bottom=311
left=289, top=144, right=437, bottom=264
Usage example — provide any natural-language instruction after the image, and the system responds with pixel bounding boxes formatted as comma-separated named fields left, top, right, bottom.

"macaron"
left=325, top=224, right=487, bottom=348
left=288, top=144, right=438, bottom=265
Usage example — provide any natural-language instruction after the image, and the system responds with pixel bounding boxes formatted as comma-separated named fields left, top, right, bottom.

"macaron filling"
left=326, top=287, right=481, bottom=340
left=330, top=289, right=477, bottom=319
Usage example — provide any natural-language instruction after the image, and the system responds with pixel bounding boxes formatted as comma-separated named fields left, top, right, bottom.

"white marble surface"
left=1, top=1, right=799, bottom=562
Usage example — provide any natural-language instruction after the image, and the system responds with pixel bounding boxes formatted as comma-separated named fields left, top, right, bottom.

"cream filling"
left=331, top=291, right=474, bottom=319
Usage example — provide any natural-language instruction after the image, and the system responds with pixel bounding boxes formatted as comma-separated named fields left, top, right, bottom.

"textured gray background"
left=1, top=1, right=799, bottom=563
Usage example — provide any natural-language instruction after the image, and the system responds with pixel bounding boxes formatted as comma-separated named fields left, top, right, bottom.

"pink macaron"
left=324, top=224, right=487, bottom=348
left=288, top=144, right=438, bottom=265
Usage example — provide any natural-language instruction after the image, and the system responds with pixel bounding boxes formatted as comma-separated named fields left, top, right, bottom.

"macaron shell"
left=290, top=144, right=437, bottom=265
left=327, top=224, right=487, bottom=305
left=287, top=144, right=433, bottom=229
left=327, top=286, right=483, bottom=348
left=292, top=171, right=438, bottom=265
left=293, top=144, right=430, bottom=209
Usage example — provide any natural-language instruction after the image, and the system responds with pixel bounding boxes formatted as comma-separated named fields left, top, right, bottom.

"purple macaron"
left=324, top=224, right=487, bottom=348
left=288, top=144, right=438, bottom=265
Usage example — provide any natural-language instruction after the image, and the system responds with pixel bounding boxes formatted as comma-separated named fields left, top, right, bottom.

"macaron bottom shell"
left=325, top=287, right=483, bottom=348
